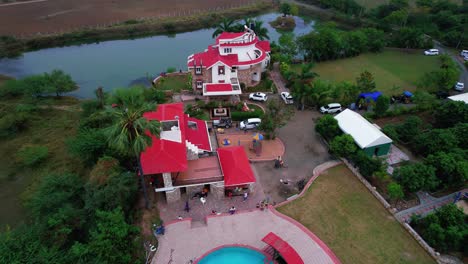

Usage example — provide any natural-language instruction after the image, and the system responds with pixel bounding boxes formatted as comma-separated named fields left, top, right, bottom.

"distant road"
left=434, top=41, right=468, bottom=86
left=0, top=0, right=48, bottom=7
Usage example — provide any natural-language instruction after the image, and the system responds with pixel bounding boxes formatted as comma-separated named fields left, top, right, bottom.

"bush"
left=0, top=113, right=29, bottom=137
left=329, top=134, right=357, bottom=158
left=67, top=129, right=107, bottom=166
left=81, top=100, right=100, bottom=118
left=16, top=145, right=49, bottom=167
left=350, top=151, right=382, bottom=178
left=166, top=67, right=176, bottom=73
left=315, top=115, right=341, bottom=140
left=15, top=104, right=38, bottom=113
left=382, top=124, right=399, bottom=141
left=230, top=110, right=264, bottom=121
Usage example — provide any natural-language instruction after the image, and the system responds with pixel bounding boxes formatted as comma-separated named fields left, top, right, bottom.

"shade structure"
left=262, top=232, right=304, bottom=264
left=217, top=146, right=256, bottom=187
left=252, top=132, right=264, bottom=141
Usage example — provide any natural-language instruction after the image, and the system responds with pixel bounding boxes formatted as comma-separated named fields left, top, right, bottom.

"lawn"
left=305, top=50, right=440, bottom=95
left=153, top=74, right=189, bottom=92
left=277, top=165, right=435, bottom=264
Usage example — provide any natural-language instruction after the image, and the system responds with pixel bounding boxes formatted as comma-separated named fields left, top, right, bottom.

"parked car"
left=454, top=82, right=465, bottom=91
left=320, top=103, right=342, bottom=114
left=280, top=92, right=294, bottom=104
left=460, top=50, right=468, bottom=57
left=213, top=117, right=232, bottom=128
left=249, top=92, right=268, bottom=102
left=424, top=49, right=439, bottom=56
left=436, top=90, right=449, bottom=99
left=239, top=118, right=261, bottom=130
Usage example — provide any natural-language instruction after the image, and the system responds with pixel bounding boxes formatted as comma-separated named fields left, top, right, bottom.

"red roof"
left=262, top=232, right=304, bottom=264
left=217, top=146, right=256, bottom=186
left=205, top=83, right=233, bottom=92
left=256, top=40, right=271, bottom=52
left=185, top=117, right=211, bottom=151
left=140, top=103, right=187, bottom=174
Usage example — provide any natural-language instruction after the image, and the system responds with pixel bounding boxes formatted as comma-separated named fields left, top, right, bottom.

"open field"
left=0, top=0, right=261, bottom=36
left=310, top=50, right=440, bottom=95
left=278, top=165, right=435, bottom=264
left=0, top=98, right=84, bottom=228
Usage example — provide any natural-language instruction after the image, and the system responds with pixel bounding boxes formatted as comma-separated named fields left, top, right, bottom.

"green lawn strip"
left=297, top=50, right=440, bottom=95
left=0, top=101, right=84, bottom=227
left=243, top=79, right=274, bottom=93
left=278, top=165, right=435, bottom=264
left=153, top=74, right=188, bottom=92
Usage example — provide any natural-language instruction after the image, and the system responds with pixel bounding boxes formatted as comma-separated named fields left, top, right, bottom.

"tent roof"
left=334, top=109, right=392, bottom=149
left=217, top=146, right=256, bottom=186
left=262, top=232, right=304, bottom=264
left=448, top=92, right=468, bottom=104
left=358, top=91, right=382, bottom=102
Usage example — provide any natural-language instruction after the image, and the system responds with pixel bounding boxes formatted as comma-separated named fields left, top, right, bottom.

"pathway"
left=269, top=62, right=289, bottom=94
left=395, top=188, right=468, bottom=223
left=153, top=209, right=338, bottom=264
left=0, top=0, right=48, bottom=7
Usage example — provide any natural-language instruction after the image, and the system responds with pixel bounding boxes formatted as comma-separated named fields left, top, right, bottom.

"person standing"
left=243, top=192, right=248, bottom=202
left=229, top=206, right=236, bottom=214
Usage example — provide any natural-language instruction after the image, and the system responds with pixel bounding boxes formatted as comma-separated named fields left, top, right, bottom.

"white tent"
left=334, top=109, right=392, bottom=149
left=448, top=93, right=468, bottom=104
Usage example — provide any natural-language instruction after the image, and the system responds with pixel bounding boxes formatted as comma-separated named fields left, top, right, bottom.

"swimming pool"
left=197, top=246, right=272, bottom=264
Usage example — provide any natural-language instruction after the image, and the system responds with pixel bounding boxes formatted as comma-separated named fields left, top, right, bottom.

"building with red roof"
left=140, top=103, right=256, bottom=203
left=187, top=27, right=271, bottom=97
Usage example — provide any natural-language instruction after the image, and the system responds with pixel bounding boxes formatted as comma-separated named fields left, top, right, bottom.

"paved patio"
left=153, top=208, right=339, bottom=264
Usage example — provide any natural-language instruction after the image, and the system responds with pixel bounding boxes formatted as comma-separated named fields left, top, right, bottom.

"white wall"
left=211, top=62, right=231, bottom=83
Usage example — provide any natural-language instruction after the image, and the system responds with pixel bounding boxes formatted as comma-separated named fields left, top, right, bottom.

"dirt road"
left=0, top=0, right=259, bottom=36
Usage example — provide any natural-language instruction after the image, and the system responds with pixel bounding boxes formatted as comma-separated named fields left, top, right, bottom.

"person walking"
left=243, top=192, right=248, bottom=202
left=229, top=206, right=236, bottom=214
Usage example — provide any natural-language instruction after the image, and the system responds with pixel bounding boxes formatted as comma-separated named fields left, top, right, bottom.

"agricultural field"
left=278, top=165, right=435, bottom=264
left=0, top=0, right=258, bottom=36
left=311, top=50, right=440, bottom=95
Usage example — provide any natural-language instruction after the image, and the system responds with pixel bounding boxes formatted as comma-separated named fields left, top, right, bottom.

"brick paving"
left=153, top=209, right=337, bottom=264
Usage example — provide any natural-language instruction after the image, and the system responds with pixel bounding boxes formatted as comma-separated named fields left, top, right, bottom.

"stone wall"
left=190, top=68, right=211, bottom=93
left=237, top=63, right=262, bottom=87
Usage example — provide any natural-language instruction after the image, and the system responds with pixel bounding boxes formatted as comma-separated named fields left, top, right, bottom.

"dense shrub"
left=67, top=128, right=107, bottom=166
left=434, top=100, right=468, bottom=128
left=16, top=145, right=49, bottom=167
left=0, top=113, right=29, bottom=137
left=81, top=100, right=101, bottom=117
left=350, top=151, right=382, bottom=178
left=393, top=163, right=439, bottom=192
left=330, top=134, right=357, bottom=158
left=413, top=129, right=458, bottom=156
left=315, top=115, right=341, bottom=140
left=231, top=110, right=264, bottom=121
left=166, top=67, right=176, bottom=73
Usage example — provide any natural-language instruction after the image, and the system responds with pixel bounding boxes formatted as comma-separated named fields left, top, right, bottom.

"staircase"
left=186, top=140, right=200, bottom=160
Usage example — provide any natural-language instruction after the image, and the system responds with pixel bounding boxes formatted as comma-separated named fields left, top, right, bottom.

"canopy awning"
left=217, top=146, right=256, bottom=187
left=262, top=232, right=304, bottom=264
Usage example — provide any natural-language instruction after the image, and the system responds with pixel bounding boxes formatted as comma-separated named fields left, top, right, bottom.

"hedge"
left=231, top=110, right=263, bottom=121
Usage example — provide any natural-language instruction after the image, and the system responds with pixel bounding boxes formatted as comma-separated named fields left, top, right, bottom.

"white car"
left=249, top=92, right=268, bottom=102
left=320, top=103, right=342, bottom=114
left=424, top=49, right=439, bottom=56
left=239, top=118, right=262, bottom=130
left=280, top=92, right=293, bottom=104
left=460, top=50, right=468, bottom=57
left=454, top=82, right=465, bottom=91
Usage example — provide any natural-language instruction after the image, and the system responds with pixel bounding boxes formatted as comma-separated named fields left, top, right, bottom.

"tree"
left=413, top=129, right=458, bottom=156
left=396, top=115, right=424, bottom=143
left=252, top=20, right=269, bottom=40
left=335, top=81, right=360, bottom=106
left=315, top=115, right=341, bottom=140
left=258, top=100, right=292, bottom=138
left=309, top=80, right=331, bottom=109
left=384, top=9, right=409, bottom=28
left=290, top=3, right=299, bottom=16
left=425, top=151, right=468, bottom=187
left=387, top=182, right=404, bottom=200
left=212, top=18, right=236, bottom=38
left=45, top=69, right=77, bottom=97
left=280, top=2, right=291, bottom=16
left=394, top=163, right=439, bottom=192
left=375, top=95, right=390, bottom=116
left=278, top=32, right=297, bottom=63
left=434, top=101, right=468, bottom=128
left=361, top=28, right=386, bottom=52
left=67, top=128, right=107, bottom=166
left=105, top=87, right=161, bottom=209
left=412, top=91, right=438, bottom=111
left=71, top=208, right=138, bottom=264
left=330, top=134, right=357, bottom=158
left=356, top=70, right=376, bottom=91
left=392, top=27, right=427, bottom=49
left=289, top=63, right=319, bottom=110
left=350, top=150, right=382, bottom=178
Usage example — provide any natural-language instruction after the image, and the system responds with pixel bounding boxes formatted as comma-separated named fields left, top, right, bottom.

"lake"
left=0, top=13, right=315, bottom=98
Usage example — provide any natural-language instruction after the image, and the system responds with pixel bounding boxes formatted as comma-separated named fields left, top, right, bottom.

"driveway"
left=253, top=110, right=333, bottom=204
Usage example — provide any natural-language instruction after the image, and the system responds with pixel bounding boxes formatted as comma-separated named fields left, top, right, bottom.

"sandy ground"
left=0, top=0, right=259, bottom=36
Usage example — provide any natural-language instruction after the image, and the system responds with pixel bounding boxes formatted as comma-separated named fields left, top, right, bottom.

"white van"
left=239, top=118, right=262, bottom=130
left=320, top=103, right=342, bottom=114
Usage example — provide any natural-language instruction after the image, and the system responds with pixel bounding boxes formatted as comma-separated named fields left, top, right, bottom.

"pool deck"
left=152, top=208, right=339, bottom=264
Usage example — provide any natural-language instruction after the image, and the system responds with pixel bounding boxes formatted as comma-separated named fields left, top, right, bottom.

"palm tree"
left=105, top=87, right=161, bottom=209
left=309, top=80, right=331, bottom=109
left=252, top=20, right=269, bottom=40
left=212, top=18, right=236, bottom=38
left=289, top=63, right=319, bottom=110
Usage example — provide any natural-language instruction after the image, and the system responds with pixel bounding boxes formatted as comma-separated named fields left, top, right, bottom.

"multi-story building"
left=187, top=27, right=271, bottom=99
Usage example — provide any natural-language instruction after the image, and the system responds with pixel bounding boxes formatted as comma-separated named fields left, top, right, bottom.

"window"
left=223, top=48, right=232, bottom=53
left=218, top=66, right=225, bottom=75
left=196, top=80, right=203, bottom=89
left=195, top=67, right=202, bottom=75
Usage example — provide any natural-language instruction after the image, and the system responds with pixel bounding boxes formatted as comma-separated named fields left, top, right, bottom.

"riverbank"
left=0, top=1, right=274, bottom=58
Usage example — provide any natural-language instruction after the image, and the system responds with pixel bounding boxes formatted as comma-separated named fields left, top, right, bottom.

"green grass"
left=355, top=0, right=388, bottom=9
left=153, top=74, right=189, bottom=92
left=0, top=98, right=84, bottom=229
left=243, top=79, right=274, bottom=93
left=305, top=50, right=440, bottom=95
left=278, top=165, right=435, bottom=264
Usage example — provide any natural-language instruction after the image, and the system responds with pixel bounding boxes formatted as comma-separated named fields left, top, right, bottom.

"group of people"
left=274, top=156, right=284, bottom=169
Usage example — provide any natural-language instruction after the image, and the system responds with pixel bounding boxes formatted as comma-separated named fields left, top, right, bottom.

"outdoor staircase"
left=185, top=140, right=200, bottom=160
left=262, top=245, right=276, bottom=264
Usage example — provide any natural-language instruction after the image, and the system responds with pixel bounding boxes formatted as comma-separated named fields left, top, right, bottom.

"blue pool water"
left=198, top=247, right=271, bottom=264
